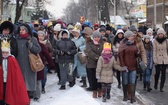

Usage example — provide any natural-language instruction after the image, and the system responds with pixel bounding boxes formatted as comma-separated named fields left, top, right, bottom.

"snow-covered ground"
left=31, top=73, right=151, bottom=105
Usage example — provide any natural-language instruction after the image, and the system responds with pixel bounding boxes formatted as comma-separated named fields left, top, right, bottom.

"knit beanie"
left=124, top=31, right=134, bottom=38
left=54, top=24, right=61, bottom=31
left=130, top=25, right=137, bottom=32
left=38, top=31, right=46, bottom=37
left=106, top=26, right=112, bottom=31
left=146, top=28, right=153, bottom=34
left=20, top=26, right=28, bottom=32
left=157, top=28, right=166, bottom=35
left=99, top=27, right=106, bottom=32
left=92, top=31, right=101, bottom=38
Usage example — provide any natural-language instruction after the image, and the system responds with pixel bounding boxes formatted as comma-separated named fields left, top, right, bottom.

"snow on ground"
left=31, top=73, right=148, bottom=105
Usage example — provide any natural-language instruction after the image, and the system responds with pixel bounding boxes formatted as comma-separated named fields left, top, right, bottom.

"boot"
left=143, top=81, right=146, bottom=91
left=122, top=85, right=128, bottom=101
left=42, top=86, right=46, bottom=94
left=146, top=82, right=152, bottom=92
left=106, top=90, right=111, bottom=99
left=102, top=93, right=107, bottom=102
left=59, top=85, right=66, bottom=90
left=93, top=91, right=97, bottom=98
left=98, top=89, right=102, bottom=97
left=130, top=84, right=136, bottom=103
left=81, top=80, right=87, bottom=87
left=69, top=82, right=75, bottom=87
left=127, top=84, right=131, bottom=100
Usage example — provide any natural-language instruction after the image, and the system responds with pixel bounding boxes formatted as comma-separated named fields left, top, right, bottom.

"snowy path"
left=31, top=73, right=150, bottom=105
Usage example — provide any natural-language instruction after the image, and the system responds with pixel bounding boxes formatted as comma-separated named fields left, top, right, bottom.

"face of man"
left=2, top=28, right=10, bottom=34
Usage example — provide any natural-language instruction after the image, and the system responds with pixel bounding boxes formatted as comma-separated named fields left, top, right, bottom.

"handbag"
left=28, top=50, right=44, bottom=72
left=77, top=52, right=87, bottom=64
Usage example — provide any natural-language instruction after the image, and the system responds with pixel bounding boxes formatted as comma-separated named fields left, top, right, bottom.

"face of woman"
left=93, top=36, right=100, bottom=42
left=20, top=28, right=27, bottom=34
left=147, top=32, right=152, bottom=36
left=145, top=38, right=150, bottom=43
left=118, top=33, right=123, bottom=38
left=104, top=50, right=111, bottom=54
left=38, top=34, right=45, bottom=41
left=2, top=28, right=10, bottom=34
left=128, top=36, right=135, bottom=41
left=158, top=33, right=164, bottom=38
left=133, top=31, right=137, bottom=37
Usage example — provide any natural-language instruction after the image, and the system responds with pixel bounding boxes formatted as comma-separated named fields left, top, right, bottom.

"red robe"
left=0, top=56, right=30, bottom=105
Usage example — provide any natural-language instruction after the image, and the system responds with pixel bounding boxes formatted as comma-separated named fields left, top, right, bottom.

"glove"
left=60, top=51, right=64, bottom=55
left=67, top=51, right=71, bottom=55
left=96, top=75, right=100, bottom=80
left=122, top=66, right=128, bottom=72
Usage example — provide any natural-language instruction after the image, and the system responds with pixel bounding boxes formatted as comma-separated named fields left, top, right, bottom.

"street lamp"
left=124, top=14, right=136, bottom=26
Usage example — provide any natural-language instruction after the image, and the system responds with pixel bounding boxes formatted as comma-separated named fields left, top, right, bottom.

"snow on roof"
left=110, top=16, right=127, bottom=26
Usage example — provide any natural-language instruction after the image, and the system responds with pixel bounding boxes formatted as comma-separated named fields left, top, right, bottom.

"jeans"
left=122, top=70, right=137, bottom=85
left=143, top=68, right=151, bottom=82
left=41, top=66, right=48, bottom=88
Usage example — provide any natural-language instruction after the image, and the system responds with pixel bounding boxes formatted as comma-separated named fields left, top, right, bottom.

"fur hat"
left=0, top=21, right=14, bottom=34
left=124, top=31, right=134, bottom=38
left=54, top=24, right=61, bottom=31
left=92, top=31, right=101, bottom=38
left=157, top=28, right=166, bottom=35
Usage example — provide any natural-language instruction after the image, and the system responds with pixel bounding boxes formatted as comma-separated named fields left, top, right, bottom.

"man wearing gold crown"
left=0, top=40, right=30, bottom=105
left=0, top=21, right=18, bottom=57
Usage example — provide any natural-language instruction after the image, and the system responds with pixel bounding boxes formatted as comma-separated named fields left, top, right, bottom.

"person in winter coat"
left=106, top=25, right=115, bottom=44
left=16, top=23, right=41, bottom=97
left=129, top=26, right=147, bottom=101
left=33, top=42, right=55, bottom=101
left=146, top=28, right=154, bottom=41
left=71, top=27, right=87, bottom=87
left=96, top=42, right=124, bottom=102
left=153, top=28, right=168, bottom=92
left=38, top=31, right=54, bottom=94
left=113, top=29, right=124, bottom=89
left=118, top=31, right=139, bottom=103
left=52, top=24, right=62, bottom=84
left=82, top=27, right=93, bottom=91
left=99, top=27, right=111, bottom=43
left=86, top=31, right=104, bottom=98
left=143, top=35, right=153, bottom=92
left=55, top=29, right=77, bottom=90
left=0, top=21, right=18, bottom=57
left=0, top=40, right=30, bottom=105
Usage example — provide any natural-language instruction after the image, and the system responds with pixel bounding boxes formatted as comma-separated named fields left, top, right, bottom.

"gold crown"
left=47, top=21, right=53, bottom=28
left=103, top=42, right=111, bottom=50
left=34, top=20, right=39, bottom=25
left=1, top=39, right=10, bottom=51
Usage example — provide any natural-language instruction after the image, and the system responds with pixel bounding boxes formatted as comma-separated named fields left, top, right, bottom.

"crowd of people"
left=0, top=17, right=167, bottom=105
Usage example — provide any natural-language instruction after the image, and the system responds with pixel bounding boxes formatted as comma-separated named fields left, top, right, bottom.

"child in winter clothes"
left=96, top=42, right=124, bottom=102
left=0, top=40, right=29, bottom=105
left=143, top=35, right=153, bottom=92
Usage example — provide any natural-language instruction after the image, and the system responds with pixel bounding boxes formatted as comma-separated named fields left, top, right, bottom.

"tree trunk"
left=14, top=0, right=25, bottom=23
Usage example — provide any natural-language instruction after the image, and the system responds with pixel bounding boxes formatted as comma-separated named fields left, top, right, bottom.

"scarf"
left=39, top=40, right=47, bottom=45
left=126, top=40, right=134, bottom=45
left=101, top=53, right=112, bottom=64
left=20, top=33, right=29, bottom=39
left=156, top=37, right=166, bottom=44
left=0, top=34, right=12, bottom=40
left=93, top=40, right=99, bottom=45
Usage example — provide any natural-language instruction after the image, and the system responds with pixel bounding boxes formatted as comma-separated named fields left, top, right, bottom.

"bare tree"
left=124, top=0, right=135, bottom=14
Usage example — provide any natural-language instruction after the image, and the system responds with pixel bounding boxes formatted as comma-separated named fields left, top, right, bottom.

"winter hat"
left=106, top=26, right=112, bottom=31
left=117, top=25, right=122, bottom=29
left=94, top=23, right=99, bottom=28
left=61, top=29, right=70, bottom=38
left=115, top=29, right=124, bottom=36
left=38, top=31, right=46, bottom=37
left=99, top=27, right=106, bottom=32
left=82, top=27, right=93, bottom=35
left=130, top=25, right=137, bottom=32
left=138, top=28, right=144, bottom=34
left=143, top=35, right=151, bottom=40
left=20, top=26, right=28, bottom=32
left=146, top=28, right=153, bottom=34
left=92, top=31, right=101, bottom=38
left=67, top=24, right=74, bottom=30
left=157, top=28, right=166, bottom=35
left=72, top=27, right=80, bottom=34
left=124, top=30, right=134, bottom=38
left=54, top=24, right=61, bottom=31
left=0, top=21, right=14, bottom=34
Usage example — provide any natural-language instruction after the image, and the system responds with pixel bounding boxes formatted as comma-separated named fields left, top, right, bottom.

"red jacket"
left=0, top=56, right=30, bottom=105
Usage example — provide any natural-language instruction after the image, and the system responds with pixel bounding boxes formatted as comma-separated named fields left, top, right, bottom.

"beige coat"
left=153, top=39, right=168, bottom=64
left=96, top=56, right=123, bottom=83
left=135, top=36, right=147, bottom=64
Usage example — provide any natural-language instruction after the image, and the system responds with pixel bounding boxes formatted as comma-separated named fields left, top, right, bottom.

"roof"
left=110, top=16, right=127, bottom=26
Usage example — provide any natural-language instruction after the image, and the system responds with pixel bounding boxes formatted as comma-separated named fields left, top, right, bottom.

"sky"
left=45, top=0, right=78, bottom=19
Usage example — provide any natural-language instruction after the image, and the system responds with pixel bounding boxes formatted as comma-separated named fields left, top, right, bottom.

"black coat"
left=55, top=38, right=77, bottom=63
